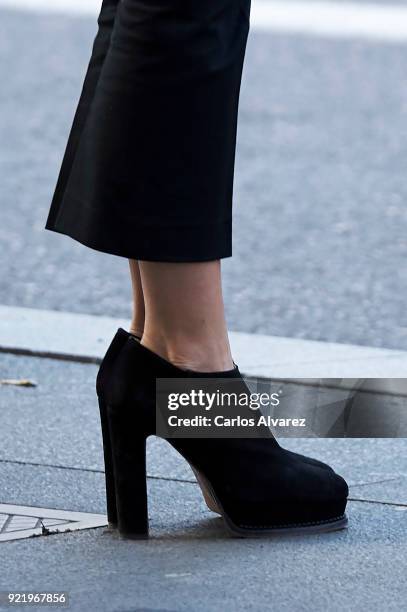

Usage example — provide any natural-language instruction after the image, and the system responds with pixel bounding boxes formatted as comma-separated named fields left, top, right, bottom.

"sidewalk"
left=0, top=312, right=406, bottom=611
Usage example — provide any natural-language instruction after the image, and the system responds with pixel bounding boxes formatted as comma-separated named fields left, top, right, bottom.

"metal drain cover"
left=0, top=504, right=107, bottom=542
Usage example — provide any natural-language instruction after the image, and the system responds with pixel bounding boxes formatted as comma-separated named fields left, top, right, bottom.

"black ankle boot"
left=105, top=337, right=348, bottom=538
left=96, top=328, right=131, bottom=526
left=96, top=330, right=334, bottom=527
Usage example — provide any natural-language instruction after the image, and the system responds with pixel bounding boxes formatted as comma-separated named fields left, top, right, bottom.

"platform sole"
left=193, top=465, right=348, bottom=537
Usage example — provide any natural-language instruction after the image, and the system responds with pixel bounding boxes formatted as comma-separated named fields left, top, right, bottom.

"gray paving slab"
left=0, top=353, right=106, bottom=471
left=0, top=462, right=106, bottom=515
left=2, top=9, right=407, bottom=350
left=0, top=480, right=406, bottom=612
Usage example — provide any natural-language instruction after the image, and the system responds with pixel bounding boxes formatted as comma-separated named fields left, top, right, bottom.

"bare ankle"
left=129, top=323, right=144, bottom=338
left=168, top=347, right=234, bottom=373
left=141, top=333, right=234, bottom=373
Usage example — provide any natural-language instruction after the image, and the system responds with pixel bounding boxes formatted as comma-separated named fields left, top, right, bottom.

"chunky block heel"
left=98, top=398, right=117, bottom=527
left=96, top=328, right=132, bottom=527
left=107, top=404, right=149, bottom=539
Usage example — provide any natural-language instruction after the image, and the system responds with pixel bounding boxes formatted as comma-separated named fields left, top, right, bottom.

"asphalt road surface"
left=1, top=4, right=407, bottom=349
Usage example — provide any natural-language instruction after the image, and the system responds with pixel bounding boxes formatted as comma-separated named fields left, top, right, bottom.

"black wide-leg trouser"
left=46, top=0, right=251, bottom=262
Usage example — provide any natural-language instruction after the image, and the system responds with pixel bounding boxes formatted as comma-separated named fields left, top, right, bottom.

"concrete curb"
left=1, top=305, right=407, bottom=381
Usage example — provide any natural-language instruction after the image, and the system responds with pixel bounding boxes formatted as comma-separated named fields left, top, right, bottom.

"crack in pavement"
left=347, top=476, right=403, bottom=488
left=0, top=458, right=196, bottom=484
left=348, top=497, right=407, bottom=508
left=2, top=459, right=406, bottom=507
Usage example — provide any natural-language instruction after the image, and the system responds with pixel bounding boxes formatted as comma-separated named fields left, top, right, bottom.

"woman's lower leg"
left=129, top=260, right=145, bottom=337
left=138, top=260, right=233, bottom=373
